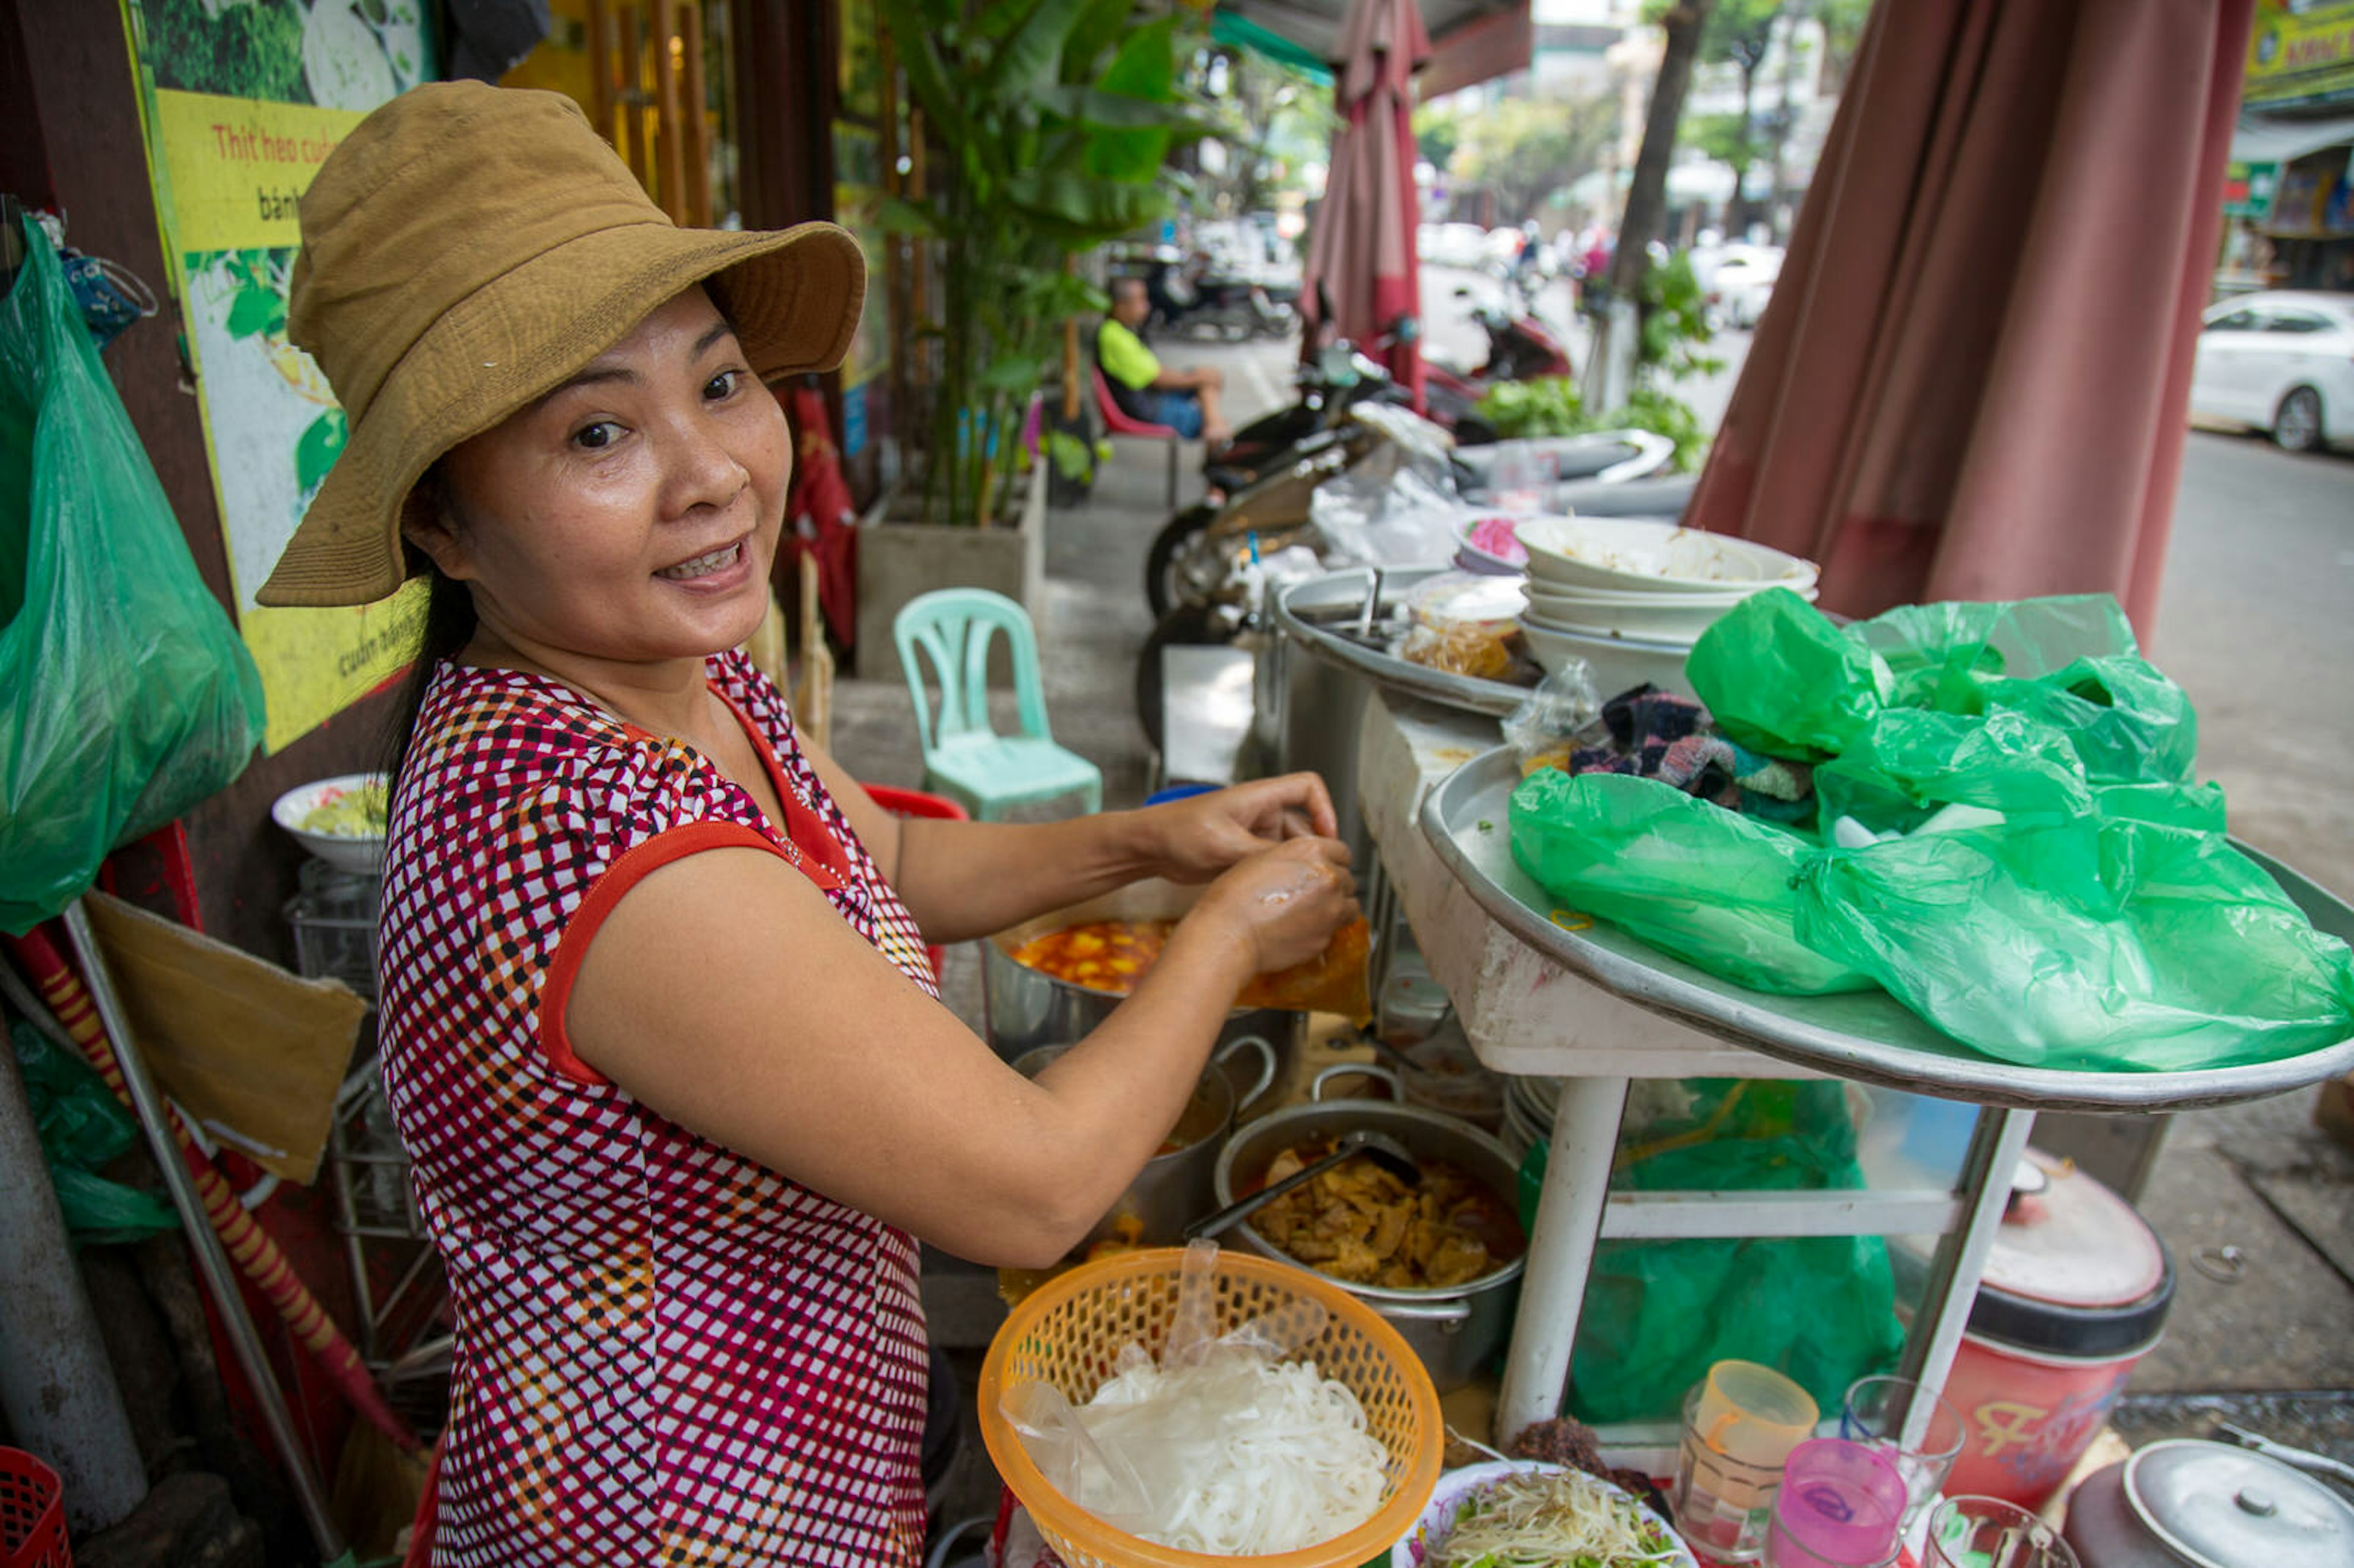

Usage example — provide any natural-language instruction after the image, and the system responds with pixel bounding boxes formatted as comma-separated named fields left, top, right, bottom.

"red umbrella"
left=1684, top=0, right=2255, bottom=637
left=1300, top=0, right=1430, bottom=409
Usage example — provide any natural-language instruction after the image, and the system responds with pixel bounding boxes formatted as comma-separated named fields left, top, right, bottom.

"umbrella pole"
left=58, top=898, right=356, bottom=1568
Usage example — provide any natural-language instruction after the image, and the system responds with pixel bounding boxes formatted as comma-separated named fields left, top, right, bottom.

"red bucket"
left=0, top=1450, right=70, bottom=1568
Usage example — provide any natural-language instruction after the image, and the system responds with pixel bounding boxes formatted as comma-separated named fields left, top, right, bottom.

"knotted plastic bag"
left=1509, top=769, right=1873, bottom=996
left=1794, top=818, right=2354, bottom=1071
left=1683, top=587, right=1892, bottom=759
left=1, top=215, right=264, bottom=934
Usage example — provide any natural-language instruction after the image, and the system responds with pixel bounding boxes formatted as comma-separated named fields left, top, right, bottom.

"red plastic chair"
left=1091, top=362, right=1184, bottom=508
left=859, top=783, right=969, bottom=984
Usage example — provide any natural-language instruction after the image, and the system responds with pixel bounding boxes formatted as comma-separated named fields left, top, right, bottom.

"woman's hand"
left=1143, top=774, right=1340, bottom=885
left=1184, top=835, right=1358, bottom=975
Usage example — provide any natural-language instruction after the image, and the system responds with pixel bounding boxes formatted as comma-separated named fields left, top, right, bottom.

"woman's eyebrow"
left=536, top=321, right=742, bottom=404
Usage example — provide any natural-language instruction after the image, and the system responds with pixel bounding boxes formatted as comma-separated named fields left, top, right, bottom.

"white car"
left=1708, top=245, right=1783, bottom=329
left=2189, top=291, right=2354, bottom=453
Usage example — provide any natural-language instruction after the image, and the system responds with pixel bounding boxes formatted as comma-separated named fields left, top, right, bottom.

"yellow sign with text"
left=2246, top=0, right=2354, bottom=107
left=150, top=91, right=357, bottom=253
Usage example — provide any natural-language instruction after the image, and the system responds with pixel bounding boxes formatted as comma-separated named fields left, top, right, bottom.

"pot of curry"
left=1211, top=1067, right=1527, bottom=1391
left=985, top=879, right=1371, bottom=1118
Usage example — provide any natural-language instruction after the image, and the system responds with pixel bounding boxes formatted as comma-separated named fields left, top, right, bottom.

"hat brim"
left=256, top=220, right=864, bottom=609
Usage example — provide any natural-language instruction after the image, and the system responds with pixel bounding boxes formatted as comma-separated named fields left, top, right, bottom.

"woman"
left=257, top=84, right=1358, bottom=1566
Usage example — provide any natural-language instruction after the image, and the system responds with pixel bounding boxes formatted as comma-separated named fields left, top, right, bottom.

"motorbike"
left=1145, top=251, right=1297, bottom=341
left=1133, top=403, right=1688, bottom=748
left=1420, top=289, right=1577, bottom=441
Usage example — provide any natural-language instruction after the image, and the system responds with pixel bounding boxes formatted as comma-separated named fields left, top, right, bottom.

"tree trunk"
left=1726, top=59, right=1758, bottom=237
left=1767, top=5, right=1805, bottom=241
left=1587, top=0, right=1716, bottom=411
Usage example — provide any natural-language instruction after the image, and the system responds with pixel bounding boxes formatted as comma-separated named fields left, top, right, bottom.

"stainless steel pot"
left=1211, top=1064, right=1525, bottom=1391
left=2063, top=1440, right=2354, bottom=1568
left=1008, top=1038, right=1277, bottom=1252
left=983, top=878, right=1303, bottom=1118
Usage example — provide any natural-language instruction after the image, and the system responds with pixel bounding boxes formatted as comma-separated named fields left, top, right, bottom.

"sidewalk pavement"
left=822, top=333, right=2352, bottom=1501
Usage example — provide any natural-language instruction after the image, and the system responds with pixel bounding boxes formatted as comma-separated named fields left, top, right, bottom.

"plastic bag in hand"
left=1509, top=770, right=1873, bottom=995
left=1794, top=818, right=2354, bottom=1071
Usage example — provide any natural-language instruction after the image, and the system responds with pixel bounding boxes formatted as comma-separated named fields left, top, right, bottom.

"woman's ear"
left=401, top=471, right=476, bottom=583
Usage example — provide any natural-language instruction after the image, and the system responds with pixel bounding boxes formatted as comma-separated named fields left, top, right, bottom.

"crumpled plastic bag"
left=1503, top=661, right=1604, bottom=774
left=1683, top=587, right=1892, bottom=759
left=10, top=1021, right=177, bottom=1246
left=1813, top=709, right=2098, bottom=835
left=1, top=215, right=264, bottom=934
left=1848, top=594, right=2138, bottom=712
left=1794, top=818, right=2354, bottom=1071
left=1981, top=655, right=2198, bottom=786
left=1510, top=770, right=1873, bottom=995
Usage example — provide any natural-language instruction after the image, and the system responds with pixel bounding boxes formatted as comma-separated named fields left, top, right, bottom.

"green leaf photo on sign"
left=295, top=408, right=349, bottom=500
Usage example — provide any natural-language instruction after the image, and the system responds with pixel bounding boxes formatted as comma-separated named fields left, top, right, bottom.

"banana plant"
left=878, top=0, right=1213, bottom=526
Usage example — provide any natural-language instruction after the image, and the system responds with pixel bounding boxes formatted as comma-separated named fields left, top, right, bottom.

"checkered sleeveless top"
left=377, top=650, right=935, bottom=1566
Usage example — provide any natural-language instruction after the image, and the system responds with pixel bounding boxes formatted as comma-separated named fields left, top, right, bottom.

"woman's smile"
left=657, top=536, right=753, bottom=584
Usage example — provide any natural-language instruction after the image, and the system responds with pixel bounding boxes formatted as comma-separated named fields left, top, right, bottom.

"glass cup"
left=1839, top=1374, right=1968, bottom=1534
left=1924, top=1496, right=2080, bottom=1568
left=1670, top=1366, right=1820, bottom=1563
left=1764, top=1439, right=1906, bottom=1568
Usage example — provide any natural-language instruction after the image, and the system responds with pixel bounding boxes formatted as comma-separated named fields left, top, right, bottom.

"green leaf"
left=978, top=355, right=1048, bottom=392
left=1046, top=427, right=1095, bottom=482
left=1084, top=17, right=1183, bottom=181
left=876, top=194, right=945, bottom=239
left=226, top=283, right=286, bottom=340
left=1036, top=84, right=1209, bottom=134
left=1059, top=0, right=1132, bottom=83
left=878, top=0, right=970, bottom=149
left=294, top=408, right=348, bottom=497
left=982, top=0, right=1093, bottom=101
left=1004, top=170, right=1166, bottom=237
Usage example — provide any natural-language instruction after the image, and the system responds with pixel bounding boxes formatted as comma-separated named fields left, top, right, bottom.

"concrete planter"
left=853, top=465, right=1048, bottom=683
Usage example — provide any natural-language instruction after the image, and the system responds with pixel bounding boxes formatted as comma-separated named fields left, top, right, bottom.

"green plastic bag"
left=1848, top=595, right=2139, bottom=712
left=1795, top=819, right=2354, bottom=1071
left=10, top=1021, right=177, bottom=1246
left=1982, top=655, right=2198, bottom=785
left=1510, top=770, right=1873, bottom=995
left=1518, top=1081, right=1906, bottom=1425
left=1685, top=587, right=1891, bottom=759
left=1, top=216, right=264, bottom=935
left=1816, top=709, right=2097, bottom=832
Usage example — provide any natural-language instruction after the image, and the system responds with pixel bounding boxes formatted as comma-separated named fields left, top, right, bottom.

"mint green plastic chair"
left=893, top=588, right=1103, bottom=820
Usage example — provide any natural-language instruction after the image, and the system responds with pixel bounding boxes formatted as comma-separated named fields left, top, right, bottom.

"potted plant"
left=855, top=0, right=1208, bottom=675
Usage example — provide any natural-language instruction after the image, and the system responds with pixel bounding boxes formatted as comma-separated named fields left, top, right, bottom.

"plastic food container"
left=1929, top=1151, right=2176, bottom=1509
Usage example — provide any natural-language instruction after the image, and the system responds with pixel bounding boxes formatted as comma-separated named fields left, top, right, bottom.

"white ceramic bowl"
left=1455, top=512, right=1553, bottom=574
left=1390, top=1459, right=1699, bottom=1568
left=271, top=773, right=390, bottom=877
left=1518, top=516, right=1818, bottom=595
left=1518, top=620, right=1696, bottom=699
left=1522, top=581, right=1818, bottom=643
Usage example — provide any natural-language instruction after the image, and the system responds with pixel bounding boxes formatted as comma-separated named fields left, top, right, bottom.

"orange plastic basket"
left=978, top=1248, right=1443, bottom=1568
left=0, top=1449, right=69, bottom=1568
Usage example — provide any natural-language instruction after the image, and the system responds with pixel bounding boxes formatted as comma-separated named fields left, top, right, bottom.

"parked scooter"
left=1145, top=251, right=1295, bottom=341
left=1420, top=289, right=1577, bottom=440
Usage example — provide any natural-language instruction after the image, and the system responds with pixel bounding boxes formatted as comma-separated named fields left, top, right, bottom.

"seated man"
left=1097, top=276, right=1230, bottom=447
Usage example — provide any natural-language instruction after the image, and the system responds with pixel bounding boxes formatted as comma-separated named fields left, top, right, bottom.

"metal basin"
left=1212, top=1067, right=1526, bottom=1391
left=983, top=878, right=1304, bottom=1119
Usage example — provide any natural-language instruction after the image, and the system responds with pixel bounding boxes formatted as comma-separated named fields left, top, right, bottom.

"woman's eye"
left=572, top=421, right=621, bottom=451
left=704, top=369, right=741, bottom=400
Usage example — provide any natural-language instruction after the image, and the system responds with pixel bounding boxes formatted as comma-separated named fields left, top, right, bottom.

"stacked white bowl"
left=1510, top=516, right=1819, bottom=697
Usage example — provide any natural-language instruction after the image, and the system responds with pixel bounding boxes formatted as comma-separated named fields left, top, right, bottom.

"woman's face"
left=415, top=286, right=791, bottom=668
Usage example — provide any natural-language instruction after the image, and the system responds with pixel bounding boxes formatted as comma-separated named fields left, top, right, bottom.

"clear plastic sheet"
left=1004, top=1241, right=1388, bottom=1555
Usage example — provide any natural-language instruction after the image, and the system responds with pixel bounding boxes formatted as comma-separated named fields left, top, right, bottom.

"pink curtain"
left=1684, top=0, right=2255, bottom=638
left=1300, top=0, right=1430, bottom=408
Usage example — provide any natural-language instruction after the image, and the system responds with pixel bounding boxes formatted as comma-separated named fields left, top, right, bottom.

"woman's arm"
left=564, top=833, right=1357, bottom=1267
left=801, top=740, right=1338, bottom=943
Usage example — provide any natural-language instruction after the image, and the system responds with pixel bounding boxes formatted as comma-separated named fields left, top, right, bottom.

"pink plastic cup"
left=1764, top=1439, right=1907, bottom=1568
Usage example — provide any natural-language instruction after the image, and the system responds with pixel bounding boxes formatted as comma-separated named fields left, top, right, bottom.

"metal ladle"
left=1182, top=1128, right=1419, bottom=1242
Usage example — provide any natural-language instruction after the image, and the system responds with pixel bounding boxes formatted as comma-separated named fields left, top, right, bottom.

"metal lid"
left=1981, top=1151, right=2166, bottom=1309
left=2124, top=1441, right=2354, bottom=1568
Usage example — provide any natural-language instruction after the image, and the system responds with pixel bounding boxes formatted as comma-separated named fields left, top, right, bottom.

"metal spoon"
left=1183, top=1129, right=1420, bottom=1242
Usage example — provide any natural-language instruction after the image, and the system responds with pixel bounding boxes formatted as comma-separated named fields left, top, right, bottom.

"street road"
left=2157, top=433, right=2354, bottom=896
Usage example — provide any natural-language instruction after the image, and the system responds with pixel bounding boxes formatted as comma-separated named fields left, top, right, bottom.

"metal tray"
left=1419, top=745, right=2354, bottom=1112
left=1273, top=566, right=1536, bottom=718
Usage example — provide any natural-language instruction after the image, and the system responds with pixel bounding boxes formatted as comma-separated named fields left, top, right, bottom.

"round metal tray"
left=1273, top=565, right=1535, bottom=718
left=1419, top=745, right=2354, bottom=1112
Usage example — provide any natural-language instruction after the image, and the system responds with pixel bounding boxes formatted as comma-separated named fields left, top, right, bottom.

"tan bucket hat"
left=256, top=81, right=864, bottom=607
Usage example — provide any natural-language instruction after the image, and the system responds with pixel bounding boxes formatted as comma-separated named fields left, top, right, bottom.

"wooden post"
left=652, top=0, right=687, bottom=222
left=680, top=0, right=711, bottom=226
left=587, top=0, right=617, bottom=146
left=619, top=6, right=648, bottom=188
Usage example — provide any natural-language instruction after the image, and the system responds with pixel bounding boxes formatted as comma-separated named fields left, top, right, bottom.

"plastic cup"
left=1840, top=1375, right=1968, bottom=1532
left=1924, top=1496, right=2079, bottom=1568
left=1763, top=1439, right=1906, bottom=1568
left=1671, top=1364, right=1821, bottom=1564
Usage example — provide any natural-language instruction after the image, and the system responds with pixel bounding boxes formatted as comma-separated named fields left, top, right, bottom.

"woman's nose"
left=662, top=420, right=752, bottom=516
